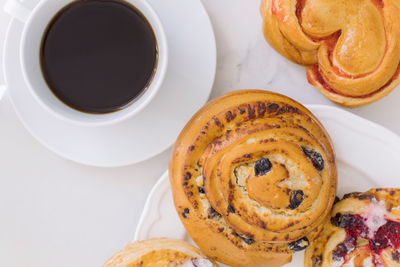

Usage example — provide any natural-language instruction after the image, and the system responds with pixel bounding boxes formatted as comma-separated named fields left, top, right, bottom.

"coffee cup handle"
left=4, top=0, right=31, bottom=22
left=2, top=1, right=31, bottom=101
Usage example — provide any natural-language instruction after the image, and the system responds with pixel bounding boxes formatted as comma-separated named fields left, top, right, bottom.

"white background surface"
left=1, top=1, right=400, bottom=267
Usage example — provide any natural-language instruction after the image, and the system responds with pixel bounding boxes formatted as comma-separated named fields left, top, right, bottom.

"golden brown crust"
left=305, top=188, right=400, bottom=267
left=103, top=238, right=219, bottom=267
left=169, top=90, right=337, bottom=267
left=261, top=0, right=400, bottom=107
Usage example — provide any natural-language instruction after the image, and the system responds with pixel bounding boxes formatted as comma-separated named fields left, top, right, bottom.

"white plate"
left=134, top=104, right=400, bottom=266
left=3, top=0, right=216, bottom=167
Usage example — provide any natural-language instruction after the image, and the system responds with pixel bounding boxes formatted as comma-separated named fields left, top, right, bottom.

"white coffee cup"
left=4, top=0, right=168, bottom=126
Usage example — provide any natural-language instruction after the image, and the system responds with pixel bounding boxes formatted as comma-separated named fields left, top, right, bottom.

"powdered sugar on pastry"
left=363, top=199, right=387, bottom=238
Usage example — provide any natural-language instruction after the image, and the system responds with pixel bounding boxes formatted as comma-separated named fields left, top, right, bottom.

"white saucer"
left=134, top=105, right=400, bottom=266
left=3, top=0, right=216, bottom=167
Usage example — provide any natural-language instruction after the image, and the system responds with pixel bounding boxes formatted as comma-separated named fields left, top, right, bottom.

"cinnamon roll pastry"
left=305, top=188, right=400, bottom=267
left=103, top=238, right=219, bottom=267
left=260, top=0, right=400, bottom=107
left=169, top=90, right=337, bottom=267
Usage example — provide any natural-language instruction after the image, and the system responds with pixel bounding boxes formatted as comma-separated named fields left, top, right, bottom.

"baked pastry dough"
left=305, top=188, right=400, bottom=267
left=261, top=0, right=400, bottom=107
left=103, top=238, right=219, bottom=267
left=169, top=90, right=337, bottom=267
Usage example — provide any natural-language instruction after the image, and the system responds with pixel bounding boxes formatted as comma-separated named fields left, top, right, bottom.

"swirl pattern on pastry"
left=305, top=188, right=400, bottom=267
left=169, top=90, right=337, bottom=267
left=260, top=0, right=400, bottom=107
left=103, top=238, right=219, bottom=267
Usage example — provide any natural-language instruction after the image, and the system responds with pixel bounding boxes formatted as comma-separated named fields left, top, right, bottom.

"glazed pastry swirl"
left=305, top=189, right=400, bottom=267
left=103, top=238, right=219, bottom=267
left=261, top=0, right=400, bottom=107
left=169, top=90, right=337, bottom=267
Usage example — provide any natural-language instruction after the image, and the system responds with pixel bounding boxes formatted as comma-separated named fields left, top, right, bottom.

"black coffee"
left=41, top=0, right=158, bottom=114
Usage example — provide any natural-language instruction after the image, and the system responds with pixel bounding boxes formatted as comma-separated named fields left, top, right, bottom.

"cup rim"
left=20, top=0, right=168, bottom=127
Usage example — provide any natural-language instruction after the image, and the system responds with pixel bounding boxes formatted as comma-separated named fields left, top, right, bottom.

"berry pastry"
left=305, top=188, right=400, bottom=267
left=103, top=238, right=219, bottom=267
left=260, top=0, right=400, bottom=107
left=169, top=90, right=337, bottom=267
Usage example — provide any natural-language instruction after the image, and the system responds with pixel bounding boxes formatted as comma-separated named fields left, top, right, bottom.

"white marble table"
left=1, top=1, right=399, bottom=267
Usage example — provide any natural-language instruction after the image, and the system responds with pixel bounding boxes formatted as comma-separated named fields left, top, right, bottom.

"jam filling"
left=331, top=214, right=400, bottom=263
left=293, top=0, right=339, bottom=43
left=271, top=0, right=277, bottom=15
left=285, top=0, right=397, bottom=98
left=295, top=0, right=306, bottom=24
left=310, top=33, right=400, bottom=99
left=371, top=0, right=384, bottom=9
left=308, top=64, right=400, bottom=99
left=315, top=42, right=400, bottom=99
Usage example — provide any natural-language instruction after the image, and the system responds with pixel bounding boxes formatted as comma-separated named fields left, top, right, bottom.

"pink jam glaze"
left=334, top=214, right=400, bottom=265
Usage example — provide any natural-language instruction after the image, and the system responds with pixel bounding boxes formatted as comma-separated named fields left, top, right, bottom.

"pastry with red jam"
left=260, top=0, right=400, bottom=107
left=305, top=188, right=400, bottom=266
